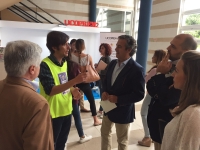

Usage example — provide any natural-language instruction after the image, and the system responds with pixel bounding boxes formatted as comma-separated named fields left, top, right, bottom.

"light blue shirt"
left=111, top=57, right=131, bottom=86
left=23, top=78, right=39, bottom=91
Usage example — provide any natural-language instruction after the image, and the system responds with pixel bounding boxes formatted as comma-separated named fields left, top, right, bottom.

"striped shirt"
left=38, top=54, right=65, bottom=95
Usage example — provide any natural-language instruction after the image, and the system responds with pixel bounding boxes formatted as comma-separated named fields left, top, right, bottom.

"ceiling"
left=0, top=0, right=22, bottom=11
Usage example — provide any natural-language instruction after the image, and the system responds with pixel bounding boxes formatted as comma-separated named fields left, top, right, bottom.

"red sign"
left=64, top=20, right=99, bottom=27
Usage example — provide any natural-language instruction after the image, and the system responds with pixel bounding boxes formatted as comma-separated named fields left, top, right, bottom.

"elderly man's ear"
left=29, top=65, right=36, bottom=75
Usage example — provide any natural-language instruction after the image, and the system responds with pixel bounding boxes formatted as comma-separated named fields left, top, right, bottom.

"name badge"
left=58, top=72, right=70, bottom=95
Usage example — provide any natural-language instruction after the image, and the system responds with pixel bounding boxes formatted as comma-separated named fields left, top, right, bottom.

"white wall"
left=0, top=24, right=107, bottom=80
left=147, top=0, right=182, bottom=71
left=1, top=28, right=101, bottom=63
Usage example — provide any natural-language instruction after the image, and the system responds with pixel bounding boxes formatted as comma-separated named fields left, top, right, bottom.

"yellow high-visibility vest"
left=39, top=57, right=72, bottom=118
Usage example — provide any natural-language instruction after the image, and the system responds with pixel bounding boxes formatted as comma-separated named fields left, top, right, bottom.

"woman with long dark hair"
left=65, top=42, right=92, bottom=143
left=70, top=39, right=90, bottom=112
left=71, top=39, right=101, bottom=126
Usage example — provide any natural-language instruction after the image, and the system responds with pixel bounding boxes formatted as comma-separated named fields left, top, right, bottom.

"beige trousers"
left=101, top=116, right=130, bottom=150
left=154, top=141, right=161, bottom=150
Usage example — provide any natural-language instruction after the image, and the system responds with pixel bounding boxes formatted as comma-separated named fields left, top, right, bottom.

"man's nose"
left=167, top=45, right=170, bottom=51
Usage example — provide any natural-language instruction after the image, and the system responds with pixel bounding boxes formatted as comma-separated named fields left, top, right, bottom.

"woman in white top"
left=161, top=50, right=200, bottom=150
left=71, top=39, right=101, bottom=126
left=138, top=50, right=166, bottom=147
left=70, top=39, right=90, bottom=112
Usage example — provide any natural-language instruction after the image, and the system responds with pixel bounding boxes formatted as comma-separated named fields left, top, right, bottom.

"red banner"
left=64, top=20, right=99, bottom=27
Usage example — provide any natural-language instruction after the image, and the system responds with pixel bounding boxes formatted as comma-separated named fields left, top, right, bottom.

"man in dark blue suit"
left=101, top=35, right=145, bottom=150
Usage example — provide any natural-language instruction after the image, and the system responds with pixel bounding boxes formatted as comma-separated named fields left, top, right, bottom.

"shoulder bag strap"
left=87, top=54, right=90, bottom=65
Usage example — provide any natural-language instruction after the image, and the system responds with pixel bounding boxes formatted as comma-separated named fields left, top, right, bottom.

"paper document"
left=100, top=100, right=117, bottom=113
left=96, top=60, right=107, bottom=70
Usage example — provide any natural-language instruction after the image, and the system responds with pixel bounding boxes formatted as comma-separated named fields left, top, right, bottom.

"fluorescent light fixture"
left=58, top=24, right=67, bottom=28
left=51, top=26, right=73, bottom=31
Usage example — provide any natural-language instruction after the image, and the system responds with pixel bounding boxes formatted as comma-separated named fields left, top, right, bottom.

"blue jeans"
left=140, top=93, right=151, bottom=137
left=52, top=115, right=72, bottom=150
left=72, top=102, right=84, bottom=137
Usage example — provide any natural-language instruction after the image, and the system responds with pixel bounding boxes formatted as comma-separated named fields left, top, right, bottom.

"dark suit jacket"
left=146, top=74, right=181, bottom=143
left=103, top=58, right=145, bottom=124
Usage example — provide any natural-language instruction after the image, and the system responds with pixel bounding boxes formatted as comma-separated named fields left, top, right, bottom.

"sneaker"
left=99, top=114, right=103, bottom=119
left=97, top=112, right=103, bottom=119
left=79, top=134, right=92, bottom=143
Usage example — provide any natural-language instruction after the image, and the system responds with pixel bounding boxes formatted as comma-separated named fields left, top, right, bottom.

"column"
left=136, top=0, right=153, bottom=71
left=89, top=0, right=97, bottom=22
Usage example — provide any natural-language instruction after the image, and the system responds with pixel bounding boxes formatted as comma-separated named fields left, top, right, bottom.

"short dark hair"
left=99, top=43, right=112, bottom=56
left=118, top=35, right=137, bottom=56
left=181, top=36, right=197, bottom=50
left=46, top=31, right=69, bottom=54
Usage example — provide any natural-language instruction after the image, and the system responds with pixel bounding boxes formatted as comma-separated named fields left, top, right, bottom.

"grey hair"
left=4, top=40, right=42, bottom=77
left=118, top=35, right=137, bottom=56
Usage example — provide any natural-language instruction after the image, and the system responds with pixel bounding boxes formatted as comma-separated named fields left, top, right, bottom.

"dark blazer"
left=103, top=58, right=145, bottom=124
left=146, top=74, right=181, bottom=143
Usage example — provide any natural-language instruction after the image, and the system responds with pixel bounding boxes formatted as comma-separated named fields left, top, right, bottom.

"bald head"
left=167, top=34, right=197, bottom=61
left=175, top=34, right=197, bottom=51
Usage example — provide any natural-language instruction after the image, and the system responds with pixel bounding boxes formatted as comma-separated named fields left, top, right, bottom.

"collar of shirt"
left=111, top=57, right=131, bottom=86
left=117, top=57, right=131, bottom=67
left=23, top=78, right=39, bottom=91
left=48, top=54, right=66, bottom=67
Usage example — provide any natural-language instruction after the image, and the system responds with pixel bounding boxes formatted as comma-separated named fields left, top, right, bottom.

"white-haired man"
left=0, top=40, right=54, bottom=150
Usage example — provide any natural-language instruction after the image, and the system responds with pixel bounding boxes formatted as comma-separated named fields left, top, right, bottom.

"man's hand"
left=108, top=95, right=118, bottom=103
left=102, top=92, right=109, bottom=101
left=71, top=87, right=82, bottom=100
left=74, top=72, right=87, bottom=84
left=156, top=53, right=172, bottom=74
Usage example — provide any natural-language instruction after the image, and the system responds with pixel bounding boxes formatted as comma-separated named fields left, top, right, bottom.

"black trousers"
left=77, top=83, right=97, bottom=116
left=52, top=114, right=72, bottom=150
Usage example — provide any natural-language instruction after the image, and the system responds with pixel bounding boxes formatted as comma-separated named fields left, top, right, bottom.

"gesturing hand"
left=75, top=72, right=87, bottom=84
left=156, top=53, right=172, bottom=74
left=71, top=87, right=82, bottom=100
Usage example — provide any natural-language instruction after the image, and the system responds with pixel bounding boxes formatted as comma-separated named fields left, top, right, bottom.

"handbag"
left=80, top=55, right=100, bottom=83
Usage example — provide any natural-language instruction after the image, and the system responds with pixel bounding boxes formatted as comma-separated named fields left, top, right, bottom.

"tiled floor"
left=66, top=99, right=154, bottom=150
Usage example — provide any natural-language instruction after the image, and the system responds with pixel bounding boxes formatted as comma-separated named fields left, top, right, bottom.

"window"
left=96, top=8, right=133, bottom=35
left=133, top=0, right=140, bottom=40
left=179, top=0, right=200, bottom=51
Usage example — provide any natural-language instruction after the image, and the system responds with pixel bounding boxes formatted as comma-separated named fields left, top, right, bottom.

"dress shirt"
left=111, top=57, right=131, bottom=86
